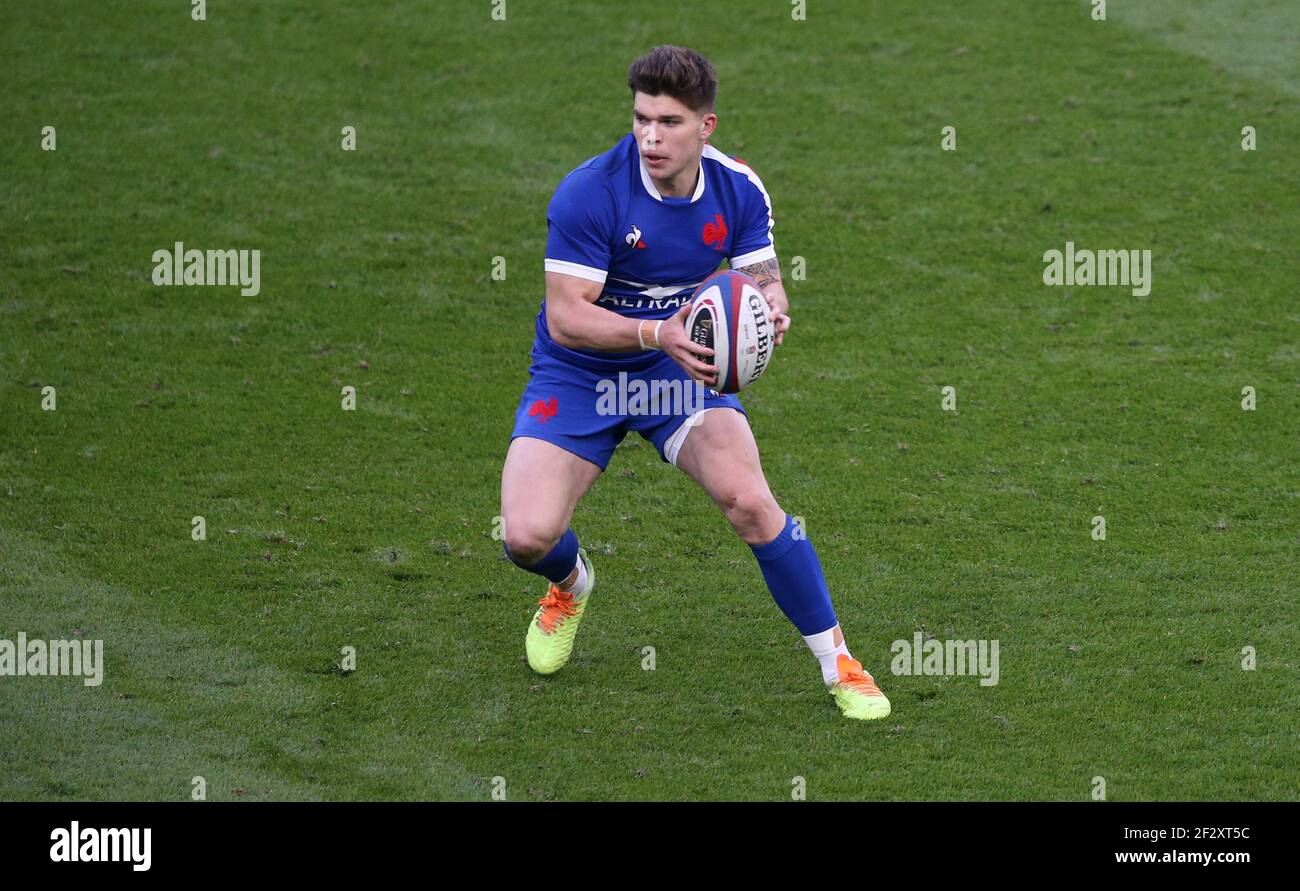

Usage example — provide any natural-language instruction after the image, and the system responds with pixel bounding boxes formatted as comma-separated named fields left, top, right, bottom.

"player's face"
left=632, top=92, right=717, bottom=188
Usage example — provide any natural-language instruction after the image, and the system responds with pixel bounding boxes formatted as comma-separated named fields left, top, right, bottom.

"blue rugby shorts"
left=509, top=341, right=745, bottom=470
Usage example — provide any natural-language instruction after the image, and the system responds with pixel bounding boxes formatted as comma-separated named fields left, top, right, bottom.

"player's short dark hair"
left=627, top=45, right=717, bottom=113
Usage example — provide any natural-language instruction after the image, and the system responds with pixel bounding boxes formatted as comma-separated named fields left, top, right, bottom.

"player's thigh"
left=500, top=436, right=601, bottom=559
left=674, top=409, right=785, bottom=543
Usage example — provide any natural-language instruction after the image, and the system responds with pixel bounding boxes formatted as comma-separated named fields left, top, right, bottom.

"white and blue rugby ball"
left=684, top=269, right=774, bottom=394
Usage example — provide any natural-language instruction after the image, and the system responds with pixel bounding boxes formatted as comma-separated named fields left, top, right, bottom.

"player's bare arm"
left=735, top=256, right=791, bottom=347
left=544, top=270, right=720, bottom=385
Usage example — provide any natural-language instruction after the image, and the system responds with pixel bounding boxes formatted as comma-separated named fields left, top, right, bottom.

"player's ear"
left=699, top=112, right=717, bottom=140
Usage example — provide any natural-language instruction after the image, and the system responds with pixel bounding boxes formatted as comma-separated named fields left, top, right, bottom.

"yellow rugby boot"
left=524, top=548, right=594, bottom=675
left=828, top=654, right=892, bottom=720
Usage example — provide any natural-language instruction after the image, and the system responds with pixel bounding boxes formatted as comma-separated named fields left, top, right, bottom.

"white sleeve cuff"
left=729, top=245, right=777, bottom=268
left=544, top=258, right=607, bottom=284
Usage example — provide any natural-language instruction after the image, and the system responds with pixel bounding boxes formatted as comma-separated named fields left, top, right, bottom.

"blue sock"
left=749, top=514, right=838, bottom=635
left=504, top=528, right=579, bottom=584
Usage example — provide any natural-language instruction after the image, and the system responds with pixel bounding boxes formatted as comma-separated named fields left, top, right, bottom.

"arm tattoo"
left=736, top=257, right=781, bottom=290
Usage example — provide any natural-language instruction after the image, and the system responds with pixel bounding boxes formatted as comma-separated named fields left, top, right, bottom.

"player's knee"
left=720, top=488, right=776, bottom=538
left=503, top=519, right=562, bottom=566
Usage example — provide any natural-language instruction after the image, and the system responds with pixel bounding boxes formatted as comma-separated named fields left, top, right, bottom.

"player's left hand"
left=764, top=292, right=791, bottom=347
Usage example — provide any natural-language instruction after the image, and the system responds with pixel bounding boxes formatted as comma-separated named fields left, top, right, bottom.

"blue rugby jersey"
left=537, top=133, right=775, bottom=370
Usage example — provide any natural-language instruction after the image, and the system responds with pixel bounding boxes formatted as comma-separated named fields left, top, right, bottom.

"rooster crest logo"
left=702, top=214, right=727, bottom=251
left=625, top=225, right=646, bottom=249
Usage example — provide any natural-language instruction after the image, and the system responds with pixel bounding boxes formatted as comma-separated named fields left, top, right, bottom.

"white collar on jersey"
left=639, top=152, right=706, bottom=203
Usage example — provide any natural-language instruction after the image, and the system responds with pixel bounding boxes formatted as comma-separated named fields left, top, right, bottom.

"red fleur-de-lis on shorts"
left=528, top=397, right=558, bottom=423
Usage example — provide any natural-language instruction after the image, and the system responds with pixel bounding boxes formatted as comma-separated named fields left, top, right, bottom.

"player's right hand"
left=663, top=304, right=719, bottom=388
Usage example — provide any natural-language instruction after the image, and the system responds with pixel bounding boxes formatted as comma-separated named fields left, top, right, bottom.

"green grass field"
left=2, top=0, right=1296, bottom=801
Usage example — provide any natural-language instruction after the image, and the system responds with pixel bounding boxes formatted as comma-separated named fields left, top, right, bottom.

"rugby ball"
left=684, top=270, right=773, bottom=393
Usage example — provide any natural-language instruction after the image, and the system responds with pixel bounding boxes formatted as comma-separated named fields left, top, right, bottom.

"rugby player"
left=501, top=46, right=890, bottom=720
